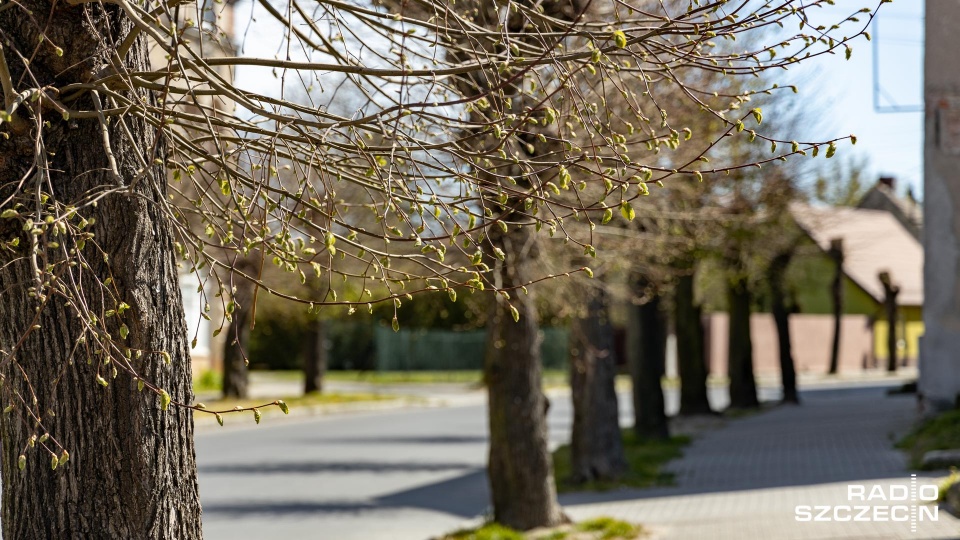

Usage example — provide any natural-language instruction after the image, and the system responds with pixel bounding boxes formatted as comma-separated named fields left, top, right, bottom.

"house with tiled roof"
left=790, top=202, right=923, bottom=367
left=702, top=191, right=923, bottom=378
left=857, top=176, right=923, bottom=241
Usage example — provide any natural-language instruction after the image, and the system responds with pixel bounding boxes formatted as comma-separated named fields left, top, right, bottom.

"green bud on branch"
left=159, top=390, right=171, bottom=410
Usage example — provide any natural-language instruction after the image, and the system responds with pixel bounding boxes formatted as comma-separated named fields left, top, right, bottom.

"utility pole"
left=921, top=0, right=960, bottom=410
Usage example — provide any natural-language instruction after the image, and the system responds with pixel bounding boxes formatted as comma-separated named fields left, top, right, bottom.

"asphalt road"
left=198, top=399, right=560, bottom=540
left=195, top=382, right=761, bottom=540
left=195, top=381, right=865, bottom=539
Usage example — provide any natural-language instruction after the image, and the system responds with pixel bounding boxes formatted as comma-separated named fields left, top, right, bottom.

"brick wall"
left=705, top=313, right=874, bottom=377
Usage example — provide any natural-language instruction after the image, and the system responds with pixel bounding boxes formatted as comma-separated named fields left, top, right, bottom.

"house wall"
left=786, top=243, right=882, bottom=316
left=873, top=305, right=924, bottom=366
left=179, top=275, right=224, bottom=375
left=155, top=7, right=234, bottom=378
left=706, top=313, right=874, bottom=377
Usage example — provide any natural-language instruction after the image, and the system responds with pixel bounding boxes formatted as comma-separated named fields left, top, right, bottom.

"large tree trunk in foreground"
left=303, top=318, right=327, bottom=394
left=727, top=275, right=759, bottom=409
left=0, top=3, right=203, bottom=536
left=569, top=287, right=627, bottom=484
left=485, top=226, right=564, bottom=530
left=674, top=272, right=712, bottom=415
left=629, top=280, right=669, bottom=440
left=222, top=275, right=256, bottom=399
left=827, top=238, right=844, bottom=374
left=768, top=252, right=800, bottom=404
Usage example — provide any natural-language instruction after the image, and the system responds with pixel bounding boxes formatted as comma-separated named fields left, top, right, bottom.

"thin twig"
left=90, top=90, right=123, bottom=185
left=0, top=42, right=15, bottom=110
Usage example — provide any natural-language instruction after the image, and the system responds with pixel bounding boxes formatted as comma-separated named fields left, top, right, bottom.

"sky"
left=228, top=0, right=926, bottom=198
left=790, top=1, right=924, bottom=198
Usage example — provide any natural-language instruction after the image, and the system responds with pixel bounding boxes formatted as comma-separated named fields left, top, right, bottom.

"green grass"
left=322, top=369, right=569, bottom=386
left=324, top=370, right=487, bottom=384
left=897, top=410, right=960, bottom=469
left=575, top=518, right=641, bottom=540
left=195, top=392, right=398, bottom=418
left=938, top=468, right=960, bottom=502
left=443, top=524, right=525, bottom=540
left=440, top=518, right=641, bottom=540
left=553, top=430, right=690, bottom=493
left=250, top=370, right=304, bottom=381
left=279, top=392, right=398, bottom=407
left=193, top=370, right=223, bottom=394
left=212, top=369, right=623, bottom=388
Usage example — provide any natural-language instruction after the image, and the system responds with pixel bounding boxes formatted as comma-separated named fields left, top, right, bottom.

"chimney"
left=879, top=176, right=896, bottom=190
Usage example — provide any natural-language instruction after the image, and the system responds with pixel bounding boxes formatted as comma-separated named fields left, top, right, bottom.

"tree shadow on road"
left=201, top=469, right=490, bottom=519
left=294, top=435, right=489, bottom=445
left=200, top=460, right=480, bottom=475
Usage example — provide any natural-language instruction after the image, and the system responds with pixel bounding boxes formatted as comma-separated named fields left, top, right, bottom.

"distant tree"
left=814, top=154, right=871, bottom=206
left=674, top=267, right=713, bottom=415
left=569, top=283, right=627, bottom=482
left=222, top=259, right=258, bottom=399
left=827, top=238, right=845, bottom=375
left=302, top=316, right=327, bottom=393
left=629, top=276, right=670, bottom=439
left=766, top=245, right=801, bottom=404
left=879, top=271, right=900, bottom=373
left=726, top=259, right=760, bottom=409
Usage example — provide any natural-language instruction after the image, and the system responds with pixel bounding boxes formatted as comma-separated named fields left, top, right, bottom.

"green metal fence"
left=374, top=326, right=569, bottom=371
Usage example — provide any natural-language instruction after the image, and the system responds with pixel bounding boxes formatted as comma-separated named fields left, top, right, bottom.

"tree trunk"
left=303, top=318, right=327, bottom=394
left=484, top=226, right=564, bottom=530
left=629, top=281, right=669, bottom=440
left=569, top=286, right=627, bottom=484
left=727, top=275, right=759, bottom=409
left=0, top=2, right=203, bottom=536
left=674, top=272, right=713, bottom=415
left=827, top=238, right=844, bottom=374
left=879, top=272, right=900, bottom=373
left=222, top=276, right=255, bottom=399
left=768, top=251, right=800, bottom=404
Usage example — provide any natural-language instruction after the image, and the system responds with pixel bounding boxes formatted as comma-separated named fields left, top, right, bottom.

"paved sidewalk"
left=562, top=385, right=960, bottom=540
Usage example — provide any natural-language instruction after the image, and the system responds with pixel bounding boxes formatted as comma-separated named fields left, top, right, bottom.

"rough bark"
left=768, top=251, right=800, bottom=404
left=569, top=287, right=627, bottom=484
left=629, top=281, right=669, bottom=440
left=447, top=0, right=578, bottom=529
left=827, top=238, right=844, bottom=375
left=0, top=2, right=203, bottom=537
left=484, top=226, right=565, bottom=530
left=222, top=274, right=256, bottom=399
left=879, top=272, right=900, bottom=372
left=674, top=272, right=713, bottom=415
left=303, top=318, right=327, bottom=394
left=727, top=275, right=759, bottom=409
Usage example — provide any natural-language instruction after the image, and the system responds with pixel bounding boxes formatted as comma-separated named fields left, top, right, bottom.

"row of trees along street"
left=0, top=0, right=883, bottom=536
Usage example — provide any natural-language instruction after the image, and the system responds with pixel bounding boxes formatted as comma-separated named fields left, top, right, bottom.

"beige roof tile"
left=790, top=203, right=923, bottom=306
